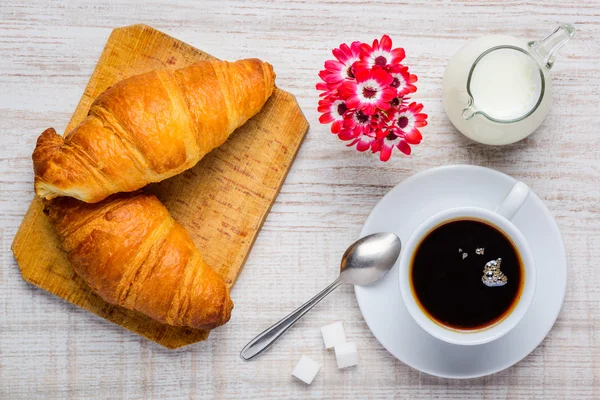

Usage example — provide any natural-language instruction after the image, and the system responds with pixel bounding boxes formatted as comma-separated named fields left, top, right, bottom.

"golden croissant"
left=44, top=192, right=234, bottom=330
left=34, top=58, right=275, bottom=203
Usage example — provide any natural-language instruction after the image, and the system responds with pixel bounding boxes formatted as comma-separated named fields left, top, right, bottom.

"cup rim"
left=399, top=207, right=536, bottom=346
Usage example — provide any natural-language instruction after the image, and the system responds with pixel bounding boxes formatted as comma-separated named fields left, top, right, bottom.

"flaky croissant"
left=34, top=58, right=275, bottom=203
left=44, top=192, right=234, bottom=330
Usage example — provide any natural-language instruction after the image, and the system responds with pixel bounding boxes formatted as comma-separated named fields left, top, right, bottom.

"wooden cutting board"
left=11, top=24, right=308, bottom=349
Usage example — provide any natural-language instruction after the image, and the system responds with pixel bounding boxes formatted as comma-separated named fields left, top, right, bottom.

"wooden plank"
left=10, top=24, right=308, bottom=349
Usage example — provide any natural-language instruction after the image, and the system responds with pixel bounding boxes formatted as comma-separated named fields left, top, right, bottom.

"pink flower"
left=359, top=35, right=406, bottom=69
left=350, top=130, right=377, bottom=152
left=339, top=110, right=376, bottom=138
left=338, top=110, right=382, bottom=151
left=372, top=130, right=412, bottom=161
left=372, top=102, right=428, bottom=161
left=316, top=35, right=427, bottom=161
left=318, top=96, right=349, bottom=134
left=388, top=102, right=428, bottom=144
left=389, top=65, right=418, bottom=97
left=339, top=67, right=396, bottom=115
left=319, top=41, right=363, bottom=90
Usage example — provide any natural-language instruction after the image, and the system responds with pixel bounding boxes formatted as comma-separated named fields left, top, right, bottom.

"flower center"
left=356, top=110, right=369, bottom=124
left=397, top=116, right=409, bottom=129
left=386, top=131, right=398, bottom=141
left=390, top=97, right=400, bottom=107
left=375, top=56, right=387, bottom=66
left=362, top=86, right=378, bottom=99
left=337, top=102, right=348, bottom=116
left=390, top=77, right=400, bottom=88
left=346, top=66, right=355, bottom=79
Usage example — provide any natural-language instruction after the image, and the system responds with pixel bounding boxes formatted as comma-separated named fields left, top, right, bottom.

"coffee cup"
left=398, top=182, right=536, bottom=346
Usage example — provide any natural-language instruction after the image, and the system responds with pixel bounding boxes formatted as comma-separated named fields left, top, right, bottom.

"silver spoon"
left=240, top=232, right=401, bottom=361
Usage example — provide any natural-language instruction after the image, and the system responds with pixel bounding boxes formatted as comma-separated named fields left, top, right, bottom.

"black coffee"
left=411, top=219, right=523, bottom=330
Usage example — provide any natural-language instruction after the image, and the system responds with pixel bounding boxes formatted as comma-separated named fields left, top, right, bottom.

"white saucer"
left=355, top=165, right=567, bottom=379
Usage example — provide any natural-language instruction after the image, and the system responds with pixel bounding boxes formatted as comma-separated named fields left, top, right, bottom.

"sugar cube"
left=320, top=321, right=347, bottom=349
left=292, top=355, right=321, bottom=385
left=334, top=342, right=358, bottom=369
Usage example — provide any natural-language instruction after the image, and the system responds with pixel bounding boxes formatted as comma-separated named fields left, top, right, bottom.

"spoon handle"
left=240, top=277, right=344, bottom=361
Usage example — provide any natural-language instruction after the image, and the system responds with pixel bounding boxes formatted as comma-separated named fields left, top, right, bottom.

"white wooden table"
left=1, top=1, right=599, bottom=399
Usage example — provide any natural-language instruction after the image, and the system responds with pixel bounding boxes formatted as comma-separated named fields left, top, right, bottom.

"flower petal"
left=345, top=96, right=360, bottom=109
left=371, top=139, right=382, bottom=152
left=317, top=104, right=330, bottom=113
left=350, top=41, right=362, bottom=55
left=372, top=68, right=393, bottom=86
left=404, top=129, right=422, bottom=144
left=333, top=44, right=349, bottom=63
left=356, top=138, right=372, bottom=152
left=359, top=42, right=372, bottom=57
left=397, top=140, right=412, bottom=155
left=331, top=119, right=344, bottom=133
left=380, top=35, right=392, bottom=52
left=319, top=69, right=332, bottom=80
left=379, top=144, right=393, bottom=161
left=338, top=128, right=355, bottom=141
left=390, top=48, right=406, bottom=64
left=409, top=102, right=424, bottom=113
left=338, top=80, right=356, bottom=97
left=372, top=38, right=380, bottom=51
left=324, top=60, right=343, bottom=72
left=353, top=66, right=370, bottom=83
left=374, top=99, right=391, bottom=111
left=380, top=87, right=397, bottom=102
left=361, top=103, right=377, bottom=115
left=319, top=113, right=334, bottom=124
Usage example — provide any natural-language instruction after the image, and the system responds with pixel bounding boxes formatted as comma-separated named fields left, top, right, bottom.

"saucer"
left=355, top=165, right=567, bottom=379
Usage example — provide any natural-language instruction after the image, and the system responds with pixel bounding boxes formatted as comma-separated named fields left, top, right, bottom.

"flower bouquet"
left=317, top=35, right=428, bottom=161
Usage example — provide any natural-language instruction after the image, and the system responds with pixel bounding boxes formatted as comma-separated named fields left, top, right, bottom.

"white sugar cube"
left=292, top=355, right=321, bottom=385
left=320, top=321, right=347, bottom=349
left=334, top=342, right=358, bottom=369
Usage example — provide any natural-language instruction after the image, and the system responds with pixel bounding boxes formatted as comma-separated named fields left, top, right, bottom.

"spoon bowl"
left=340, top=232, right=402, bottom=285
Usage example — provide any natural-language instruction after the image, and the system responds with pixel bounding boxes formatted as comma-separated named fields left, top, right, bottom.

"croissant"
left=33, top=58, right=275, bottom=203
left=44, top=192, right=234, bottom=330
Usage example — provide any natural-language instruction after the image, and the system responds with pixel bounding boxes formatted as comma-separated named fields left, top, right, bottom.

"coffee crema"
left=410, top=218, right=524, bottom=331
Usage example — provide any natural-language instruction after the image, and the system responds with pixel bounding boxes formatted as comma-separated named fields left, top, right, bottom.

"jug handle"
left=529, top=24, right=575, bottom=70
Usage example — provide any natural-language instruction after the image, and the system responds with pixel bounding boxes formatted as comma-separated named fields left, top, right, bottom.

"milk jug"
left=442, top=24, right=575, bottom=145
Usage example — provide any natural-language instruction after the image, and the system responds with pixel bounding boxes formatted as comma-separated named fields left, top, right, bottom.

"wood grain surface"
left=1, top=0, right=599, bottom=399
left=10, top=24, right=308, bottom=349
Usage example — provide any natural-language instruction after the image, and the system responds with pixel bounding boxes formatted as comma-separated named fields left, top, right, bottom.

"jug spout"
left=529, top=24, right=575, bottom=69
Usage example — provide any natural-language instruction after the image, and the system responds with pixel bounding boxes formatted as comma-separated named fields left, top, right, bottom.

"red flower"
left=319, top=41, right=362, bottom=90
left=316, top=35, right=427, bottom=161
left=359, top=35, right=406, bottom=69
left=339, top=67, right=396, bottom=115
left=339, top=110, right=376, bottom=138
left=350, top=130, right=378, bottom=152
left=389, top=65, right=418, bottom=97
left=338, top=110, right=382, bottom=151
left=318, top=96, right=348, bottom=134
left=388, top=102, right=428, bottom=144
left=372, top=130, right=412, bottom=161
left=371, top=102, right=428, bottom=161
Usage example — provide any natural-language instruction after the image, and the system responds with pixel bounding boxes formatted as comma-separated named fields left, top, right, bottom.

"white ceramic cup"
left=399, top=182, right=536, bottom=346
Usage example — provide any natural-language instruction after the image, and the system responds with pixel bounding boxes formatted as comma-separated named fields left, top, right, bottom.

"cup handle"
left=494, top=181, right=530, bottom=220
